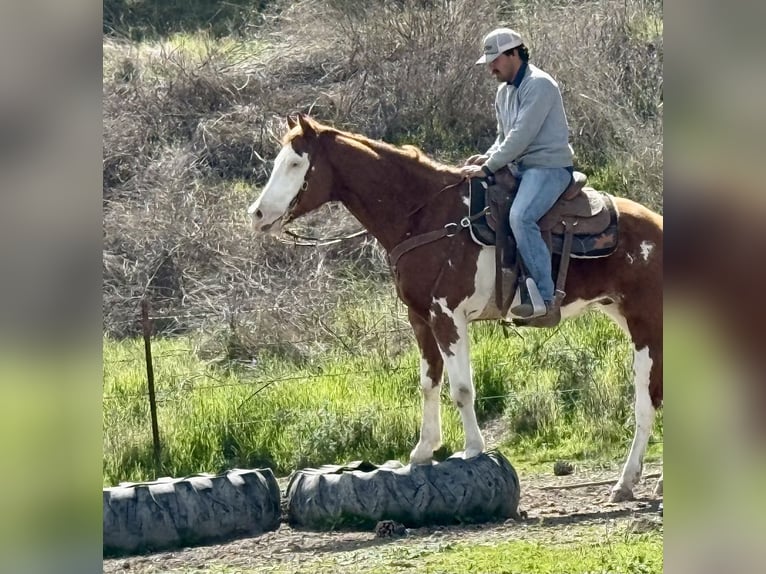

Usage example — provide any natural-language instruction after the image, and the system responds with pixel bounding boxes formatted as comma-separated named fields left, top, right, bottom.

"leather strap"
left=555, top=223, right=575, bottom=297
left=389, top=208, right=489, bottom=272
left=495, top=231, right=504, bottom=310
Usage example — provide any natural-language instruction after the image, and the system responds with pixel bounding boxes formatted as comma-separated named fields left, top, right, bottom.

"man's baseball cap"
left=475, top=28, right=524, bottom=64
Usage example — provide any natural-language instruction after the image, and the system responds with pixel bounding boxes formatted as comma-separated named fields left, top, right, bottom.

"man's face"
left=487, top=52, right=519, bottom=83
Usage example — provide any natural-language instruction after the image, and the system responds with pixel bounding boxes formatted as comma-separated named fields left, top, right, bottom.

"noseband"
left=284, top=153, right=314, bottom=224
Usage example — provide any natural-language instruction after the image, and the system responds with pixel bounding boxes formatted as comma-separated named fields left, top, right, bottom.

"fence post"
left=141, top=298, right=162, bottom=476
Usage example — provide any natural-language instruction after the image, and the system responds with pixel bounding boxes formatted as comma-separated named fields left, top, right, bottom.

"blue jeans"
left=508, top=166, right=572, bottom=302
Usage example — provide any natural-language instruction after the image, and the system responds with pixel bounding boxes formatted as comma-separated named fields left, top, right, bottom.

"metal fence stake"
left=141, top=298, right=162, bottom=476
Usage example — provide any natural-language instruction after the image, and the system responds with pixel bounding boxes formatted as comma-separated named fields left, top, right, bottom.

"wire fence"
left=105, top=388, right=633, bottom=438
left=104, top=298, right=660, bottom=480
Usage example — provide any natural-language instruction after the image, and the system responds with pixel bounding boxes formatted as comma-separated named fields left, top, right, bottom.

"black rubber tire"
left=103, top=468, right=281, bottom=557
left=286, top=450, right=520, bottom=530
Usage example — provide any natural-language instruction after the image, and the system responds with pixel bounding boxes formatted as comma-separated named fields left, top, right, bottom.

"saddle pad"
left=469, top=186, right=619, bottom=258
left=539, top=188, right=609, bottom=234
left=468, top=179, right=496, bottom=245
left=549, top=193, right=619, bottom=258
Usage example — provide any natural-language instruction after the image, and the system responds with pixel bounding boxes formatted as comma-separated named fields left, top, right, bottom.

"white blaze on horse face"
left=247, top=145, right=310, bottom=232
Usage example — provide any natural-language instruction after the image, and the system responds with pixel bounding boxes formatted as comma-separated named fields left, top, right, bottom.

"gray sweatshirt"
left=484, top=63, right=574, bottom=174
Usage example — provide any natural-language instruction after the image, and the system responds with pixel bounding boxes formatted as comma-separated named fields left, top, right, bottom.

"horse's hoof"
left=447, top=450, right=474, bottom=460
left=409, top=447, right=435, bottom=465
left=445, top=449, right=485, bottom=462
left=462, top=447, right=484, bottom=459
left=609, top=485, right=635, bottom=502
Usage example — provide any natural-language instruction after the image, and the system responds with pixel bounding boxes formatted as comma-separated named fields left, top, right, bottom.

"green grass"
left=103, top=30, right=269, bottom=86
left=152, top=30, right=268, bottom=62
left=197, top=526, right=662, bottom=573
left=103, top=296, right=663, bottom=486
left=369, top=533, right=662, bottom=574
left=628, top=12, right=663, bottom=43
left=467, top=317, right=662, bottom=472
left=104, top=0, right=260, bottom=40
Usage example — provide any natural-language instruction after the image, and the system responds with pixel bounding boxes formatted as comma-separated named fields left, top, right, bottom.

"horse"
left=247, top=113, right=663, bottom=502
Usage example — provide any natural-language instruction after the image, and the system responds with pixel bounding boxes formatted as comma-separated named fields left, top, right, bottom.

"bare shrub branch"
left=103, top=0, right=662, bottom=349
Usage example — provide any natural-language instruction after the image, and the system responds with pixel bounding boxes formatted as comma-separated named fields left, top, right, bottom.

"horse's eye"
left=290, top=161, right=300, bottom=168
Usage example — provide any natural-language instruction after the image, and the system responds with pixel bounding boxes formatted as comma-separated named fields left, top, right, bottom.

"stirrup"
left=513, top=290, right=565, bottom=328
left=510, top=278, right=546, bottom=318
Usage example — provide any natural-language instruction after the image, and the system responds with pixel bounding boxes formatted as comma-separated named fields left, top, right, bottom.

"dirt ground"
left=103, top=460, right=663, bottom=573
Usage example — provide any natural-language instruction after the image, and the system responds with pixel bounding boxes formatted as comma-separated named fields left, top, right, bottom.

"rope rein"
left=405, top=176, right=467, bottom=218
left=279, top=171, right=467, bottom=248
left=278, top=228, right=368, bottom=247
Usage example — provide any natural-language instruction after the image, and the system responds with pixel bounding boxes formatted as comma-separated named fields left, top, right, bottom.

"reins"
left=278, top=147, right=369, bottom=247
left=389, top=175, right=488, bottom=273
left=405, top=176, right=467, bottom=218
left=278, top=228, right=368, bottom=247
left=276, top=135, right=471, bottom=258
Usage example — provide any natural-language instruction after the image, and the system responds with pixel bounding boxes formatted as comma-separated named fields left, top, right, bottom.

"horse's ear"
left=286, top=114, right=297, bottom=129
left=297, top=113, right=317, bottom=139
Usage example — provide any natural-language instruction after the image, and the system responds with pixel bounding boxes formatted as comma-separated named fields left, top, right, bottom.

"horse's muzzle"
left=251, top=211, right=287, bottom=234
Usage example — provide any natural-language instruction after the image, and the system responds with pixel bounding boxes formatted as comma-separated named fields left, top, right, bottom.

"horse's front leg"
left=408, top=308, right=445, bottom=464
left=429, top=300, right=485, bottom=459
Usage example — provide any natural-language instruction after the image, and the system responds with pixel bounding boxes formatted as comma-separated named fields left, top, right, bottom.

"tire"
left=103, top=468, right=281, bottom=557
left=286, top=450, right=520, bottom=530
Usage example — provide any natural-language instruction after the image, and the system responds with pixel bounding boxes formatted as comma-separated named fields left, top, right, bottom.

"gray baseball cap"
left=475, top=28, right=524, bottom=64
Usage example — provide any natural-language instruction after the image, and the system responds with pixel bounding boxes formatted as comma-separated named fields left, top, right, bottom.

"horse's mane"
left=284, top=121, right=460, bottom=176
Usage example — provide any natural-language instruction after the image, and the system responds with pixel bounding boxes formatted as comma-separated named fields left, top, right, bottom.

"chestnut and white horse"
left=248, top=114, right=663, bottom=501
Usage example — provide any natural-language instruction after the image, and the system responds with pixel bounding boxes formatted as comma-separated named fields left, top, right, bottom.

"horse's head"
left=248, top=113, right=335, bottom=234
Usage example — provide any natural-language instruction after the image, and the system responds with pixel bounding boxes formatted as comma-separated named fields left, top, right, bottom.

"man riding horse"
left=461, top=27, right=574, bottom=324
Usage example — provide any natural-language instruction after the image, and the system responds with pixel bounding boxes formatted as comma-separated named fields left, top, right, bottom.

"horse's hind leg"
left=603, top=303, right=662, bottom=502
left=611, top=345, right=657, bottom=501
left=408, top=308, right=445, bottom=464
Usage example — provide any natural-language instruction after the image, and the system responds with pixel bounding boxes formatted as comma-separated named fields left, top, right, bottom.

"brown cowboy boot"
left=521, top=301, right=561, bottom=327
left=512, top=290, right=564, bottom=328
left=510, top=277, right=546, bottom=318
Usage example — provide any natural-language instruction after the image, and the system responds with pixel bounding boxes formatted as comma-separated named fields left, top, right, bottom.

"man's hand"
left=463, top=154, right=489, bottom=166
left=460, top=164, right=488, bottom=179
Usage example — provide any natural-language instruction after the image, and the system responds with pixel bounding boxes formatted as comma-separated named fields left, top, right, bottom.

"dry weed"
left=103, top=0, right=662, bottom=349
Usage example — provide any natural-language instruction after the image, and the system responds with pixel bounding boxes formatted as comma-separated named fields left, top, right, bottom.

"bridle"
left=279, top=150, right=368, bottom=246
left=281, top=151, right=314, bottom=226
left=279, top=148, right=477, bottom=258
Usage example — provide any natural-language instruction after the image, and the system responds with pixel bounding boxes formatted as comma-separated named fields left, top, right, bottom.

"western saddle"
left=468, top=168, right=619, bottom=327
